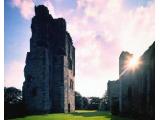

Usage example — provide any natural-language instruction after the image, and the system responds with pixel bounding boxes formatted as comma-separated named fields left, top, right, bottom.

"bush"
left=4, top=87, right=26, bottom=119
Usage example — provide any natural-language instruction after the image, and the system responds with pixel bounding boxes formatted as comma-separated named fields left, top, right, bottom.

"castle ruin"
left=107, top=42, right=155, bottom=120
left=23, top=5, right=75, bottom=114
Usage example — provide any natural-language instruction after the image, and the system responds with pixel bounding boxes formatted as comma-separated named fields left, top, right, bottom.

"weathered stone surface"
left=119, top=42, right=155, bottom=119
left=23, top=5, right=75, bottom=114
left=107, top=42, right=155, bottom=120
left=107, top=80, right=120, bottom=114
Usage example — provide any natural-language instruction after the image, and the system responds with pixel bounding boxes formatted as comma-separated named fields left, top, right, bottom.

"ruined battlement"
left=107, top=42, right=155, bottom=119
left=23, top=5, right=75, bottom=114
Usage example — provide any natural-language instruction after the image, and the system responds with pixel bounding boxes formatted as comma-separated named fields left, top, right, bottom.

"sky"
left=4, top=0, right=154, bottom=97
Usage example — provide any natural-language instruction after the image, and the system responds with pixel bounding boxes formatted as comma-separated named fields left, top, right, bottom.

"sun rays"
left=128, top=56, right=141, bottom=69
left=119, top=55, right=142, bottom=78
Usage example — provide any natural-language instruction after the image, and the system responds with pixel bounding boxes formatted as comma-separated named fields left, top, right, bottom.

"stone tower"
left=107, top=42, right=155, bottom=119
left=119, top=51, right=133, bottom=76
left=23, top=5, right=75, bottom=114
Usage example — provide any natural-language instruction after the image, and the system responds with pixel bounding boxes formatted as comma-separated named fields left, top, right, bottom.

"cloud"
left=8, top=0, right=154, bottom=97
left=44, top=0, right=55, bottom=17
left=60, top=0, right=154, bottom=96
left=11, top=0, right=56, bottom=20
left=70, top=0, right=154, bottom=55
left=12, top=0, right=35, bottom=20
left=5, top=61, right=25, bottom=89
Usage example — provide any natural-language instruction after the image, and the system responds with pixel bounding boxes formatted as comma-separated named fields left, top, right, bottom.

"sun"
left=128, top=56, right=141, bottom=69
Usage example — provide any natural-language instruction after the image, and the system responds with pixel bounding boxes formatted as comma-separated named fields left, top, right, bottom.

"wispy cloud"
left=62, top=0, right=154, bottom=96
left=11, top=0, right=56, bottom=20
left=5, top=61, right=25, bottom=89
left=8, top=0, right=154, bottom=97
left=12, top=0, right=34, bottom=20
left=44, top=0, right=55, bottom=17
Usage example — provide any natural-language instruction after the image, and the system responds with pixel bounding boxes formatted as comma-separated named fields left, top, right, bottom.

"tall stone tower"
left=119, top=52, right=133, bottom=76
left=23, top=5, right=75, bottom=114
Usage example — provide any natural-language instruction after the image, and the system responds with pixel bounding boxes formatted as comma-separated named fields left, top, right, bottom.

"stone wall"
left=107, top=42, right=155, bottom=120
left=107, top=80, right=120, bottom=114
left=23, top=5, right=75, bottom=114
left=119, top=42, right=155, bottom=119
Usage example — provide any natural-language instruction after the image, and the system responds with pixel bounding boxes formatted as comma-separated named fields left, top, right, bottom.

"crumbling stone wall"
left=107, top=80, right=120, bottom=114
left=107, top=42, right=155, bottom=120
left=23, top=5, right=75, bottom=114
left=119, top=42, right=155, bottom=119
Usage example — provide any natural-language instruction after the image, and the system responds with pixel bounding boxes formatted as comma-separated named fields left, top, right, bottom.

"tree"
left=4, top=87, right=25, bottom=119
left=82, top=97, right=89, bottom=109
left=75, top=91, right=83, bottom=110
left=4, top=87, right=22, bottom=104
left=88, top=97, right=101, bottom=110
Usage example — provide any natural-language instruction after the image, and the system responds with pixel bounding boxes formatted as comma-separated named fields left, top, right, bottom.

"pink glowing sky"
left=5, top=0, right=154, bottom=97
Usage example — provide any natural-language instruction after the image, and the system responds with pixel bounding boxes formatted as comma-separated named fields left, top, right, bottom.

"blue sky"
left=5, top=0, right=30, bottom=63
left=5, top=0, right=154, bottom=97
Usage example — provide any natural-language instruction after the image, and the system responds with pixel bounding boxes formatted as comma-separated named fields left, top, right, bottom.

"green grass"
left=12, top=110, right=134, bottom=120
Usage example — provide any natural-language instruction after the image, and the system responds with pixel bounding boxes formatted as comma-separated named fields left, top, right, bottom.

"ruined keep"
left=119, top=42, right=155, bottom=119
left=107, top=42, right=155, bottom=120
left=23, top=5, right=75, bottom=114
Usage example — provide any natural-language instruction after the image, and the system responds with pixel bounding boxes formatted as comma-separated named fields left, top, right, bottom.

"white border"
left=155, top=0, right=160, bottom=120
left=1, top=0, right=159, bottom=120
left=0, top=0, right=4, bottom=119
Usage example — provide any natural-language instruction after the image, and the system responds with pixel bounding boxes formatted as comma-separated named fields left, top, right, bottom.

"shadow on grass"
left=111, top=116, right=134, bottom=120
left=71, top=111, right=134, bottom=120
left=71, top=111, right=112, bottom=118
left=10, top=111, right=134, bottom=120
left=8, top=112, right=51, bottom=120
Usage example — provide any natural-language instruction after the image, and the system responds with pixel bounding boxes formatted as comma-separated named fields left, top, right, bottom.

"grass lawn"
left=12, top=110, right=134, bottom=120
